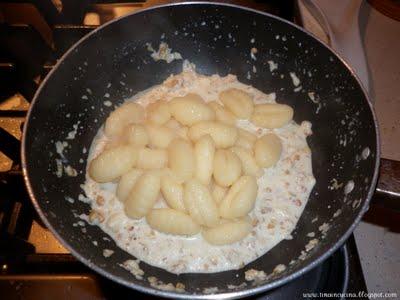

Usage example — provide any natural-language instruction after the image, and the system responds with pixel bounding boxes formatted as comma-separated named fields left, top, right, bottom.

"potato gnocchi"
left=83, top=66, right=315, bottom=274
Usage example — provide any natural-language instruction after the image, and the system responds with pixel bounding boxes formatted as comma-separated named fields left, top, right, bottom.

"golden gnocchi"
left=88, top=145, right=140, bottom=183
left=147, top=101, right=171, bottom=125
left=211, top=182, right=227, bottom=204
left=126, top=124, right=149, bottom=147
left=104, top=102, right=145, bottom=137
left=183, top=179, right=219, bottom=227
left=219, top=176, right=258, bottom=219
left=251, top=103, right=293, bottom=129
left=161, top=173, right=186, bottom=212
left=168, top=138, right=195, bottom=183
left=208, top=101, right=236, bottom=125
left=194, top=135, right=215, bottom=185
left=230, top=146, right=262, bottom=177
left=116, top=168, right=143, bottom=201
left=202, top=218, right=252, bottom=245
left=145, top=123, right=175, bottom=148
left=213, top=149, right=242, bottom=187
left=146, top=208, right=200, bottom=236
left=235, top=128, right=257, bottom=150
left=177, top=126, right=189, bottom=140
left=219, top=88, right=254, bottom=119
left=124, top=171, right=161, bottom=219
left=164, top=119, right=181, bottom=131
left=254, top=133, right=282, bottom=168
left=188, top=121, right=238, bottom=148
left=169, top=93, right=215, bottom=126
left=137, top=148, right=168, bottom=169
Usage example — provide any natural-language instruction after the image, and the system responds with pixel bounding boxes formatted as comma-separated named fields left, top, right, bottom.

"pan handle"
left=374, top=158, right=400, bottom=210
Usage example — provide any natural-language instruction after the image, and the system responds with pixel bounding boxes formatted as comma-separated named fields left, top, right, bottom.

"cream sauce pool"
left=82, top=64, right=316, bottom=274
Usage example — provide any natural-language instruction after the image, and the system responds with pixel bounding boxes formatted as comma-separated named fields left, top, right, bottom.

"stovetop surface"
left=0, top=235, right=366, bottom=299
left=0, top=1, right=367, bottom=299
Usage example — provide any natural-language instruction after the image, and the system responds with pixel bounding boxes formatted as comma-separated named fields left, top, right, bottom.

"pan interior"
left=23, top=3, right=377, bottom=297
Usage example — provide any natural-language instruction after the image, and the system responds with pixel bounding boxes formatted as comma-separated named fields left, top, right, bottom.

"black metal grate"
left=0, top=2, right=100, bottom=257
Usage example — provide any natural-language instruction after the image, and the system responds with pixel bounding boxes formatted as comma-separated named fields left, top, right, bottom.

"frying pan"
left=21, top=2, right=387, bottom=298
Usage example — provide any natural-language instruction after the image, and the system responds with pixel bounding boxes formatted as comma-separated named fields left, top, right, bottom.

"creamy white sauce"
left=82, top=67, right=315, bottom=274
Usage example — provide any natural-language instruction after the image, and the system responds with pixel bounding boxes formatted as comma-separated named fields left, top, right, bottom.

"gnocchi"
left=147, top=101, right=171, bottom=125
left=208, top=101, right=236, bottom=125
left=146, top=208, right=200, bottom=236
left=183, top=179, right=219, bottom=227
left=188, top=121, right=238, bottom=148
left=165, top=119, right=189, bottom=140
left=89, top=145, right=140, bottom=183
left=194, top=135, right=215, bottom=185
left=211, top=182, right=227, bottom=204
left=251, top=103, right=293, bottom=129
left=124, top=171, right=161, bottom=219
left=105, top=102, right=145, bottom=137
left=169, top=93, right=215, bottom=126
left=137, top=148, right=168, bottom=169
left=164, top=119, right=181, bottom=131
left=177, top=126, right=189, bottom=140
left=213, top=149, right=242, bottom=187
left=161, top=173, right=186, bottom=212
left=83, top=68, right=315, bottom=274
left=230, top=146, right=262, bottom=177
left=219, top=88, right=254, bottom=119
left=126, top=124, right=149, bottom=147
left=145, top=123, right=175, bottom=148
left=219, top=176, right=258, bottom=219
left=116, top=168, right=143, bottom=201
left=168, top=138, right=195, bottom=182
left=254, top=134, right=282, bottom=168
left=235, top=128, right=257, bottom=150
left=104, top=136, right=127, bottom=150
left=202, top=218, right=252, bottom=245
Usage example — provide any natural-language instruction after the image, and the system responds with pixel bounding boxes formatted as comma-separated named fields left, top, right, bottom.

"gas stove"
left=0, top=1, right=368, bottom=299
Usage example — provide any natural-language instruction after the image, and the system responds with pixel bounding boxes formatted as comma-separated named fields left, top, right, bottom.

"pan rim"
left=21, top=1, right=380, bottom=299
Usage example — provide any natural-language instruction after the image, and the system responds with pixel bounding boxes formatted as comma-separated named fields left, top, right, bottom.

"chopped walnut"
left=175, top=282, right=185, bottom=292
left=267, top=219, right=276, bottom=229
left=89, top=210, right=104, bottom=224
left=96, top=196, right=105, bottom=206
left=293, top=199, right=302, bottom=206
left=261, top=207, right=272, bottom=214
left=210, top=258, right=218, bottom=266
left=252, top=218, right=259, bottom=227
left=164, top=78, right=179, bottom=88
left=171, top=260, right=184, bottom=271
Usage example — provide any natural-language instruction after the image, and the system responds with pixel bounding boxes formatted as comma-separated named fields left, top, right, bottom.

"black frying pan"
left=22, top=2, right=382, bottom=298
